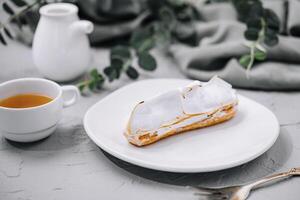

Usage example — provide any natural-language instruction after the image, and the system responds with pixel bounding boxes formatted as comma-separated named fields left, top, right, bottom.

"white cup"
left=0, top=78, right=80, bottom=142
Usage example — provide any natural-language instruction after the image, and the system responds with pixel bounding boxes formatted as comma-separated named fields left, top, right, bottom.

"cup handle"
left=61, top=86, right=80, bottom=108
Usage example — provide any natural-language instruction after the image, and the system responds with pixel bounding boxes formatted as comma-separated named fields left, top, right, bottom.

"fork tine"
left=194, top=192, right=228, bottom=197
left=191, top=186, right=224, bottom=194
left=194, top=194, right=229, bottom=200
left=211, top=196, right=228, bottom=200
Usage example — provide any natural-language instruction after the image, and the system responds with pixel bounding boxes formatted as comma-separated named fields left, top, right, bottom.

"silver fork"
left=192, top=167, right=300, bottom=200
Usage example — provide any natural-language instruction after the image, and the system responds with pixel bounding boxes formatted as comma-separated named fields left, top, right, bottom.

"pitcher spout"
left=70, top=20, right=94, bottom=35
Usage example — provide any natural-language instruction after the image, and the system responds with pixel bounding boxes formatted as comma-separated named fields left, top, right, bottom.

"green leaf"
left=264, top=35, right=278, bottom=46
left=90, top=68, right=99, bottom=79
left=0, top=33, right=7, bottom=45
left=138, top=52, right=157, bottom=71
left=233, top=0, right=263, bottom=22
left=126, top=66, right=139, bottom=80
left=244, top=28, right=259, bottom=41
left=111, top=58, right=123, bottom=69
left=264, top=9, right=280, bottom=32
left=103, top=66, right=118, bottom=82
left=88, top=81, right=96, bottom=90
left=111, top=58, right=123, bottom=78
left=110, top=46, right=131, bottom=61
left=91, top=69, right=104, bottom=87
left=130, top=29, right=150, bottom=47
left=130, top=28, right=154, bottom=52
left=248, top=1, right=263, bottom=18
left=3, top=27, right=13, bottom=39
left=90, top=69, right=105, bottom=86
left=139, top=38, right=155, bottom=53
left=239, top=55, right=251, bottom=68
left=246, top=18, right=262, bottom=29
left=10, top=0, right=27, bottom=7
left=254, top=50, right=267, bottom=61
left=264, top=28, right=279, bottom=46
left=78, top=83, right=86, bottom=92
left=3, top=2, right=14, bottom=15
left=95, top=75, right=105, bottom=89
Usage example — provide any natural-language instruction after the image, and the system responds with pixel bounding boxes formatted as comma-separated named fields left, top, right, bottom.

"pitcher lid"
left=40, top=3, right=78, bottom=17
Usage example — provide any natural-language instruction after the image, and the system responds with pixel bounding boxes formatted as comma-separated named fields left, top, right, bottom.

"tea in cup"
left=0, top=78, right=80, bottom=142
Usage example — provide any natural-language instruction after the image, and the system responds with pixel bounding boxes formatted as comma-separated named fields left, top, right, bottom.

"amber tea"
left=0, top=94, right=53, bottom=108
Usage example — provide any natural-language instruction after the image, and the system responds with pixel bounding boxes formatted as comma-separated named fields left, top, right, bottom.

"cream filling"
left=126, top=105, right=236, bottom=145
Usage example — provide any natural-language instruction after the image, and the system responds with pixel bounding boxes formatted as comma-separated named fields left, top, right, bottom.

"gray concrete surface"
left=0, top=41, right=299, bottom=200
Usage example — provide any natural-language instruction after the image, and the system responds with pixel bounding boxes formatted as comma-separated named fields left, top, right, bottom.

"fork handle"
left=249, top=167, right=300, bottom=189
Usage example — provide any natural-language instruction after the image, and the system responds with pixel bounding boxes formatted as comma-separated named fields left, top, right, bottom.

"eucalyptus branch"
left=234, top=0, right=280, bottom=72
left=0, top=0, right=44, bottom=44
left=243, top=18, right=267, bottom=76
left=10, top=1, right=41, bottom=26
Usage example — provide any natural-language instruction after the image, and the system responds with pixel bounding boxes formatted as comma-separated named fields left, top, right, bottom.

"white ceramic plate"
left=84, top=79, right=279, bottom=173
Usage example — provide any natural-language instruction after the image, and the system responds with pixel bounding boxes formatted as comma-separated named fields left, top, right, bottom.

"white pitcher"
left=33, top=3, right=94, bottom=82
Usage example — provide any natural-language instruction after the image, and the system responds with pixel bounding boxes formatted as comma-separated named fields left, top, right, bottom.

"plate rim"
left=83, top=79, right=280, bottom=173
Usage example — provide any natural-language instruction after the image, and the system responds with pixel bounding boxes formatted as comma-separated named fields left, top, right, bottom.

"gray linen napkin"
left=13, top=0, right=300, bottom=89
left=171, top=0, right=300, bottom=90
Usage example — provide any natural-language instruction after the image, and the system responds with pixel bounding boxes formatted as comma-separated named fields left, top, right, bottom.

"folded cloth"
left=170, top=0, right=300, bottom=90
left=77, top=0, right=147, bottom=44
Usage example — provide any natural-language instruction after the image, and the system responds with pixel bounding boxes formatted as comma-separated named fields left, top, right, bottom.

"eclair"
left=124, top=76, right=238, bottom=146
